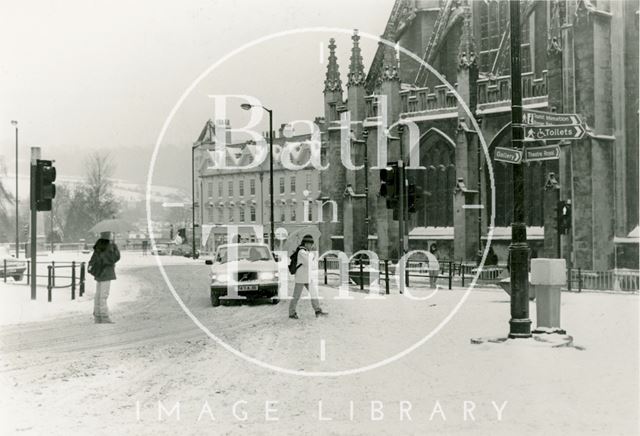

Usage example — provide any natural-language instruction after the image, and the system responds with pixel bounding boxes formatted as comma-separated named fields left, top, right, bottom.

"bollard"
left=47, top=266, right=52, bottom=302
left=80, top=262, right=86, bottom=297
left=384, top=260, right=390, bottom=294
left=405, top=268, right=409, bottom=287
left=531, top=258, right=566, bottom=334
left=578, top=268, right=582, bottom=292
left=567, top=267, right=572, bottom=292
left=359, top=259, right=364, bottom=291
left=448, top=261, right=453, bottom=290
left=51, top=261, right=56, bottom=287
left=461, top=263, right=465, bottom=287
left=71, top=261, right=76, bottom=300
left=27, top=261, right=30, bottom=285
left=323, top=258, right=328, bottom=285
left=3, top=259, right=6, bottom=283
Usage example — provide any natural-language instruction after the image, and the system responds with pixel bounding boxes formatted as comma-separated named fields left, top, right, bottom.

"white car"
left=0, top=246, right=27, bottom=281
left=205, top=243, right=280, bottom=307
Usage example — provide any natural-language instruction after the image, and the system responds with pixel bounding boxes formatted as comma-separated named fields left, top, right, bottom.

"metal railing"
left=319, top=258, right=455, bottom=293
left=567, top=268, right=640, bottom=292
left=2, top=259, right=85, bottom=302
left=46, top=261, right=86, bottom=302
left=317, top=258, right=640, bottom=294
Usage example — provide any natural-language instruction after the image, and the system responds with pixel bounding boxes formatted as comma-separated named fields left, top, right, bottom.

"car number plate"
left=239, top=285, right=258, bottom=291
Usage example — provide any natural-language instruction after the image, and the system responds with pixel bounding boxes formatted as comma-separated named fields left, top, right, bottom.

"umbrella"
left=283, top=226, right=321, bottom=255
left=89, top=218, right=136, bottom=235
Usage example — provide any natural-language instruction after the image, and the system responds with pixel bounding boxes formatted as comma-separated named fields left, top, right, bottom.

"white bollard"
left=531, top=258, right=567, bottom=333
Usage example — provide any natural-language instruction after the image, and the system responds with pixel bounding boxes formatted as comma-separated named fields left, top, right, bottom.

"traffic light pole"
left=30, top=147, right=40, bottom=300
left=508, top=0, right=532, bottom=338
left=398, top=159, right=405, bottom=260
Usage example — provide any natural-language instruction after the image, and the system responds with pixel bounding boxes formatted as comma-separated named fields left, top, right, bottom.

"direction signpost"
left=523, top=109, right=581, bottom=126
left=524, top=144, right=561, bottom=162
left=523, top=124, right=585, bottom=141
left=494, top=146, right=523, bottom=164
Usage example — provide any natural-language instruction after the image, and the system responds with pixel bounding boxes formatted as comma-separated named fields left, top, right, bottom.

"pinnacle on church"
left=457, top=5, right=476, bottom=70
left=324, top=38, right=343, bottom=94
left=380, top=31, right=399, bottom=83
left=347, top=29, right=366, bottom=87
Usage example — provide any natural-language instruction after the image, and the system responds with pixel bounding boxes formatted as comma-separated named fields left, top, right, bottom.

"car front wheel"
left=211, top=290, right=220, bottom=307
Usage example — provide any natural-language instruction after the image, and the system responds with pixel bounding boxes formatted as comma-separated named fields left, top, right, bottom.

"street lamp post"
left=11, top=120, right=18, bottom=258
left=241, top=103, right=275, bottom=251
left=191, top=143, right=200, bottom=259
left=508, top=0, right=532, bottom=338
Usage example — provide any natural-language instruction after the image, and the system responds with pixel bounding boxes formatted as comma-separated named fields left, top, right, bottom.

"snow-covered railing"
left=567, top=268, right=640, bottom=292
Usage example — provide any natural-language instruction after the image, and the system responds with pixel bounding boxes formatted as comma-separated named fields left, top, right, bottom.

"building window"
left=477, top=0, right=531, bottom=74
left=228, top=181, right=233, bottom=197
left=207, top=207, right=214, bottom=223
left=239, top=180, right=244, bottom=196
left=280, top=177, right=285, bottom=194
left=291, top=204, right=297, bottom=222
left=306, top=173, right=312, bottom=191
left=218, top=181, right=223, bottom=197
left=307, top=203, right=313, bottom=222
left=250, top=179, right=256, bottom=195
left=207, top=182, right=213, bottom=198
left=250, top=206, right=256, bottom=222
left=239, top=207, right=245, bottom=222
left=280, top=206, right=286, bottom=223
left=290, top=176, right=296, bottom=193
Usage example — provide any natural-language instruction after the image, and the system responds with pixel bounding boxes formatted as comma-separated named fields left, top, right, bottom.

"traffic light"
left=557, top=200, right=572, bottom=234
left=379, top=163, right=399, bottom=209
left=407, top=184, right=417, bottom=213
left=35, top=159, right=56, bottom=211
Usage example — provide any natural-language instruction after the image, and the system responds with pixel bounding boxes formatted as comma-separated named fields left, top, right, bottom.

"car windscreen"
left=216, top=246, right=272, bottom=263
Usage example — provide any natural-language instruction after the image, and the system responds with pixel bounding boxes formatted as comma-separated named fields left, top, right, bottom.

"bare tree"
left=63, top=151, right=120, bottom=240
left=83, top=151, right=119, bottom=225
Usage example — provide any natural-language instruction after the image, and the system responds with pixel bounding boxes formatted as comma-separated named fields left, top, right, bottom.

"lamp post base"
left=508, top=318, right=532, bottom=338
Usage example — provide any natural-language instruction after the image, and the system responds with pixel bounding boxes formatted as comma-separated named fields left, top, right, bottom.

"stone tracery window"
left=478, top=0, right=531, bottom=74
left=415, top=136, right=456, bottom=228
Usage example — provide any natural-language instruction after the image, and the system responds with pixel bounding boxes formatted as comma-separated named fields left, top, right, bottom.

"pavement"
left=0, top=256, right=638, bottom=435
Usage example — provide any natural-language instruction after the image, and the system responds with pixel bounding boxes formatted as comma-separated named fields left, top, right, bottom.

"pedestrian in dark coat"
left=89, top=231, right=121, bottom=324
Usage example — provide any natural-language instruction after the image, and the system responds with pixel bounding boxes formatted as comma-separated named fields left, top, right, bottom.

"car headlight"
left=258, top=272, right=277, bottom=281
left=212, top=274, right=229, bottom=283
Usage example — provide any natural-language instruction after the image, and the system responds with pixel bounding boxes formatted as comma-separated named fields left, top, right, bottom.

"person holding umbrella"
left=88, top=231, right=121, bottom=324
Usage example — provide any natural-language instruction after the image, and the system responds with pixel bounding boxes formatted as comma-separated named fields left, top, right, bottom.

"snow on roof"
left=409, top=227, right=454, bottom=240
left=482, top=226, right=544, bottom=240
left=614, top=225, right=640, bottom=244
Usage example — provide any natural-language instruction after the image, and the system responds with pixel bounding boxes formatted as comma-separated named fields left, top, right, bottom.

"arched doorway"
left=409, top=128, right=456, bottom=228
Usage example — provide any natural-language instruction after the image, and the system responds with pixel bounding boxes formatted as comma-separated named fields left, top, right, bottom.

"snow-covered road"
left=1, top=262, right=638, bottom=435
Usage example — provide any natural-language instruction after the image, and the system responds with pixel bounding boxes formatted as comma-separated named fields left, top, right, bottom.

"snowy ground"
left=0, top=251, right=196, bottom=326
left=0, top=260, right=638, bottom=435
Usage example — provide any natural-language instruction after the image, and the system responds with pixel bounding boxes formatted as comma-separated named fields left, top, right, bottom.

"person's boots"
left=315, top=310, right=328, bottom=318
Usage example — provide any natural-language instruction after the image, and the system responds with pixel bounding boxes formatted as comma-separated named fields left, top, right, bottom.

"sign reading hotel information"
left=494, top=146, right=523, bottom=164
left=524, top=144, right=561, bottom=162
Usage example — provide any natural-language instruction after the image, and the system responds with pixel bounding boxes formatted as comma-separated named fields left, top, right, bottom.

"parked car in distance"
left=150, top=243, right=170, bottom=256
left=0, top=246, right=27, bottom=281
left=172, top=243, right=199, bottom=259
left=206, top=243, right=279, bottom=307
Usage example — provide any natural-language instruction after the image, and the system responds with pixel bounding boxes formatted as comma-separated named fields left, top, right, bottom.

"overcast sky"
left=0, top=0, right=394, bottom=187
